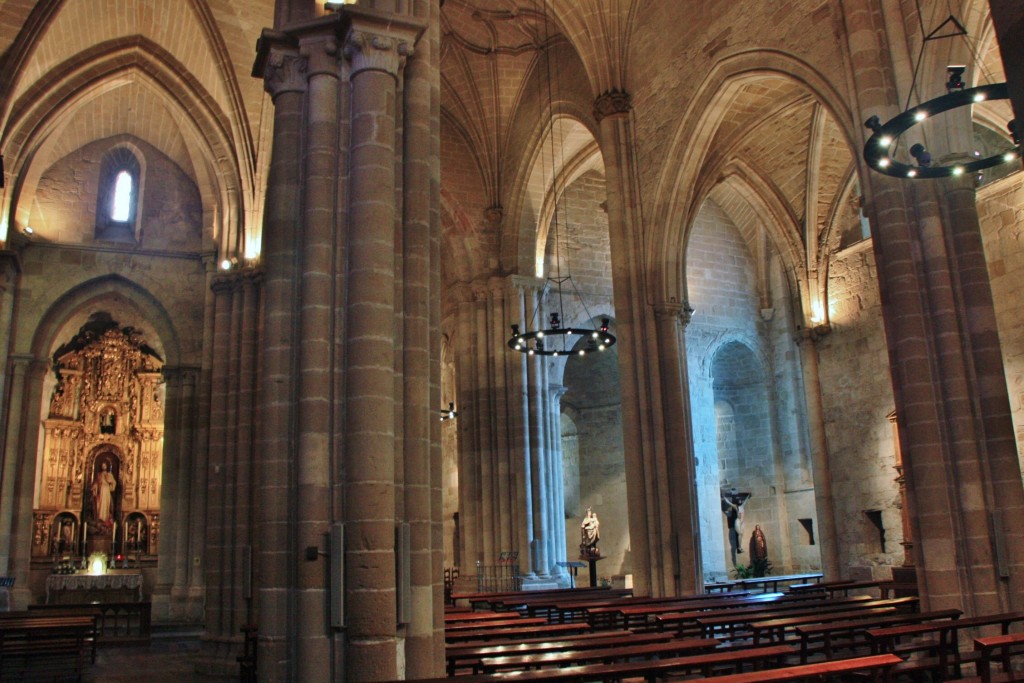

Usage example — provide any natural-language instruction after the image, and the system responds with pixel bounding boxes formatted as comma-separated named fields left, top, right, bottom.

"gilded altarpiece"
left=32, top=323, right=164, bottom=562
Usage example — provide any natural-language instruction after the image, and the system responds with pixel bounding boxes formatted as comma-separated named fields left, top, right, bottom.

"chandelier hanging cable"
left=863, top=10, right=1020, bottom=179
left=508, top=0, right=616, bottom=358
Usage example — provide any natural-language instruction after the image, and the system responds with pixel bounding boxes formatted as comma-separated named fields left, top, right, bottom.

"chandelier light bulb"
left=878, top=136, right=892, bottom=147
left=914, top=111, right=928, bottom=121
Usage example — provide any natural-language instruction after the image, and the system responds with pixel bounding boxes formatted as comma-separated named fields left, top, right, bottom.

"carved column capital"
left=261, top=48, right=308, bottom=100
left=211, top=271, right=241, bottom=294
left=593, top=89, right=632, bottom=123
left=344, top=28, right=413, bottom=79
left=300, top=33, right=342, bottom=77
left=653, top=301, right=695, bottom=327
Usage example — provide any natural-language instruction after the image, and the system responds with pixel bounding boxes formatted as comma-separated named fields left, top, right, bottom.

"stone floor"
left=83, top=627, right=205, bottom=682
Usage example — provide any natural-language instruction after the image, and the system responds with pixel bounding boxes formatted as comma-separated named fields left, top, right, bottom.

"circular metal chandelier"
left=508, top=314, right=615, bottom=357
left=506, top=0, right=616, bottom=360
left=864, top=82, right=1020, bottom=179
left=862, top=13, right=1020, bottom=181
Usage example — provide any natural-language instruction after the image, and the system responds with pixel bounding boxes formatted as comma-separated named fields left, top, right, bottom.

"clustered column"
left=596, top=89, right=700, bottom=596
left=454, top=274, right=568, bottom=582
left=842, top=0, right=1024, bottom=614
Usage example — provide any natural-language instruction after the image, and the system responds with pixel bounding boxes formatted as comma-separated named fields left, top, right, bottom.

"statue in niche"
left=99, top=408, right=116, bottom=434
left=580, top=507, right=600, bottom=558
left=721, top=488, right=751, bottom=566
left=91, top=458, right=119, bottom=528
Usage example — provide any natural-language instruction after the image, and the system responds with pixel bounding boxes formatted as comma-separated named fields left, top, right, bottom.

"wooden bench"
left=0, top=614, right=97, bottom=682
left=732, top=572, right=824, bottom=594
left=544, top=590, right=751, bottom=624
left=601, top=592, right=789, bottom=630
left=794, top=607, right=962, bottom=662
left=701, top=596, right=916, bottom=642
left=445, top=616, right=548, bottom=632
left=478, top=636, right=720, bottom=673
left=746, top=604, right=910, bottom=645
left=445, top=622, right=590, bottom=643
left=29, top=601, right=151, bottom=646
left=682, top=652, right=902, bottom=683
left=655, top=593, right=878, bottom=635
left=446, top=631, right=673, bottom=675
left=398, top=644, right=796, bottom=683
left=869, top=610, right=1024, bottom=679
left=973, top=632, right=1024, bottom=683
left=451, top=587, right=623, bottom=610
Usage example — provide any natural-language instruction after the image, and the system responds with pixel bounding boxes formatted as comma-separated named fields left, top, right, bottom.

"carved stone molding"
left=593, top=89, right=632, bottom=123
left=484, top=205, right=504, bottom=225
left=262, top=49, right=308, bottom=100
left=300, top=35, right=341, bottom=77
left=345, top=29, right=413, bottom=79
left=211, top=271, right=241, bottom=294
left=653, top=301, right=695, bottom=326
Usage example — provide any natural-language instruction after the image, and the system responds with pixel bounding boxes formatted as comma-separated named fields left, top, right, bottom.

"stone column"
left=842, top=0, right=1024, bottom=614
left=229, top=268, right=260, bottom=634
left=8, top=359, right=47, bottom=608
left=796, top=329, right=840, bottom=579
left=653, top=303, right=704, bottom=594
left=402, top=9, right=442, bottom=675
left=294, top=28, right=339, bottom=681
left=596, top=89, right=688, bottom=596
left=253, top=34, right=306, bottom=682
left=547, top=384, right=569, bottom=572
left=163, top=366, right=199, bottom=620
left=204, top=273, right=235, bottom=644
left=342, top=13, right=423, bottom=680
left=0, top=356, right=29, bottom=575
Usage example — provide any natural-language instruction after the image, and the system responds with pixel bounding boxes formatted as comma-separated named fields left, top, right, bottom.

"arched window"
left=111, top=171, right=133, bottom=222
left=95, top=148, right=141, bottom=243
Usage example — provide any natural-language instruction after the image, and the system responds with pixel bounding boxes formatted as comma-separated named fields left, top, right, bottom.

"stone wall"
left=817, top=238, right=902, bottom=578
left=29, top=135, right=202, bottom=252
left=687, top=198, right=815, bottom=579
left=978, top=173, right=1024, bottom=460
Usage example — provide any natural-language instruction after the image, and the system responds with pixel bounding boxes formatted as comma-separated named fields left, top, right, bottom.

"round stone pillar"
left=342, top=18, right=414, bottom=681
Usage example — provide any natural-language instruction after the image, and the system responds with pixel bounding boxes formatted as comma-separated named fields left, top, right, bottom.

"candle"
left=82, top=522, right=87, bottom=552
left=112, top=522, right=117, bottom=550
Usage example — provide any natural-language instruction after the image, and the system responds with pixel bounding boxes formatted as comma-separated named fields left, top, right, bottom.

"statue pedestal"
left=580, top=554, right=603, bottom=588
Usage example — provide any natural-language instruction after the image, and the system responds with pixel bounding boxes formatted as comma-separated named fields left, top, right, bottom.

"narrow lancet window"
left=111, top=171, right=133, bottom=221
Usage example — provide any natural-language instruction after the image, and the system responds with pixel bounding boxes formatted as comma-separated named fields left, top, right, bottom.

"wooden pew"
left=542, top=590, right=750, bottom=625
left=478, top=636, right=720, bottom=673
left=697, top=596, right=914, bottom=642
left=745, top=593, right=921, bottom=643
left=683, top=653, right=902, bottom=683
left=655, top=593, right=878, bottom=635
left=451, top=586, right=621, bottom=610
left=445, top=610, right=513, bottom=623
left=869, top=610, right=1024, bottom=680
left=446, top=631, right=673, bottom=675
left=794, top=607, right=962, bottom=663
left=974, top=631, right=1024, bottom=683
left=488, top=589, right=632, bottom=617
left=28, top=601, right=151, bottom=646
left=732, top=572, right=824, bottom=594
left=396, top=644, right=796, bottom=683
left=593, top=591, right=784, bottom=630
left=565, top=589, right=749, bottom=626
left=445, top=616, right=548, bottom=632
left=445, top=622, right=590, bottom=643
left=0, top=614, right=97, bottom=682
